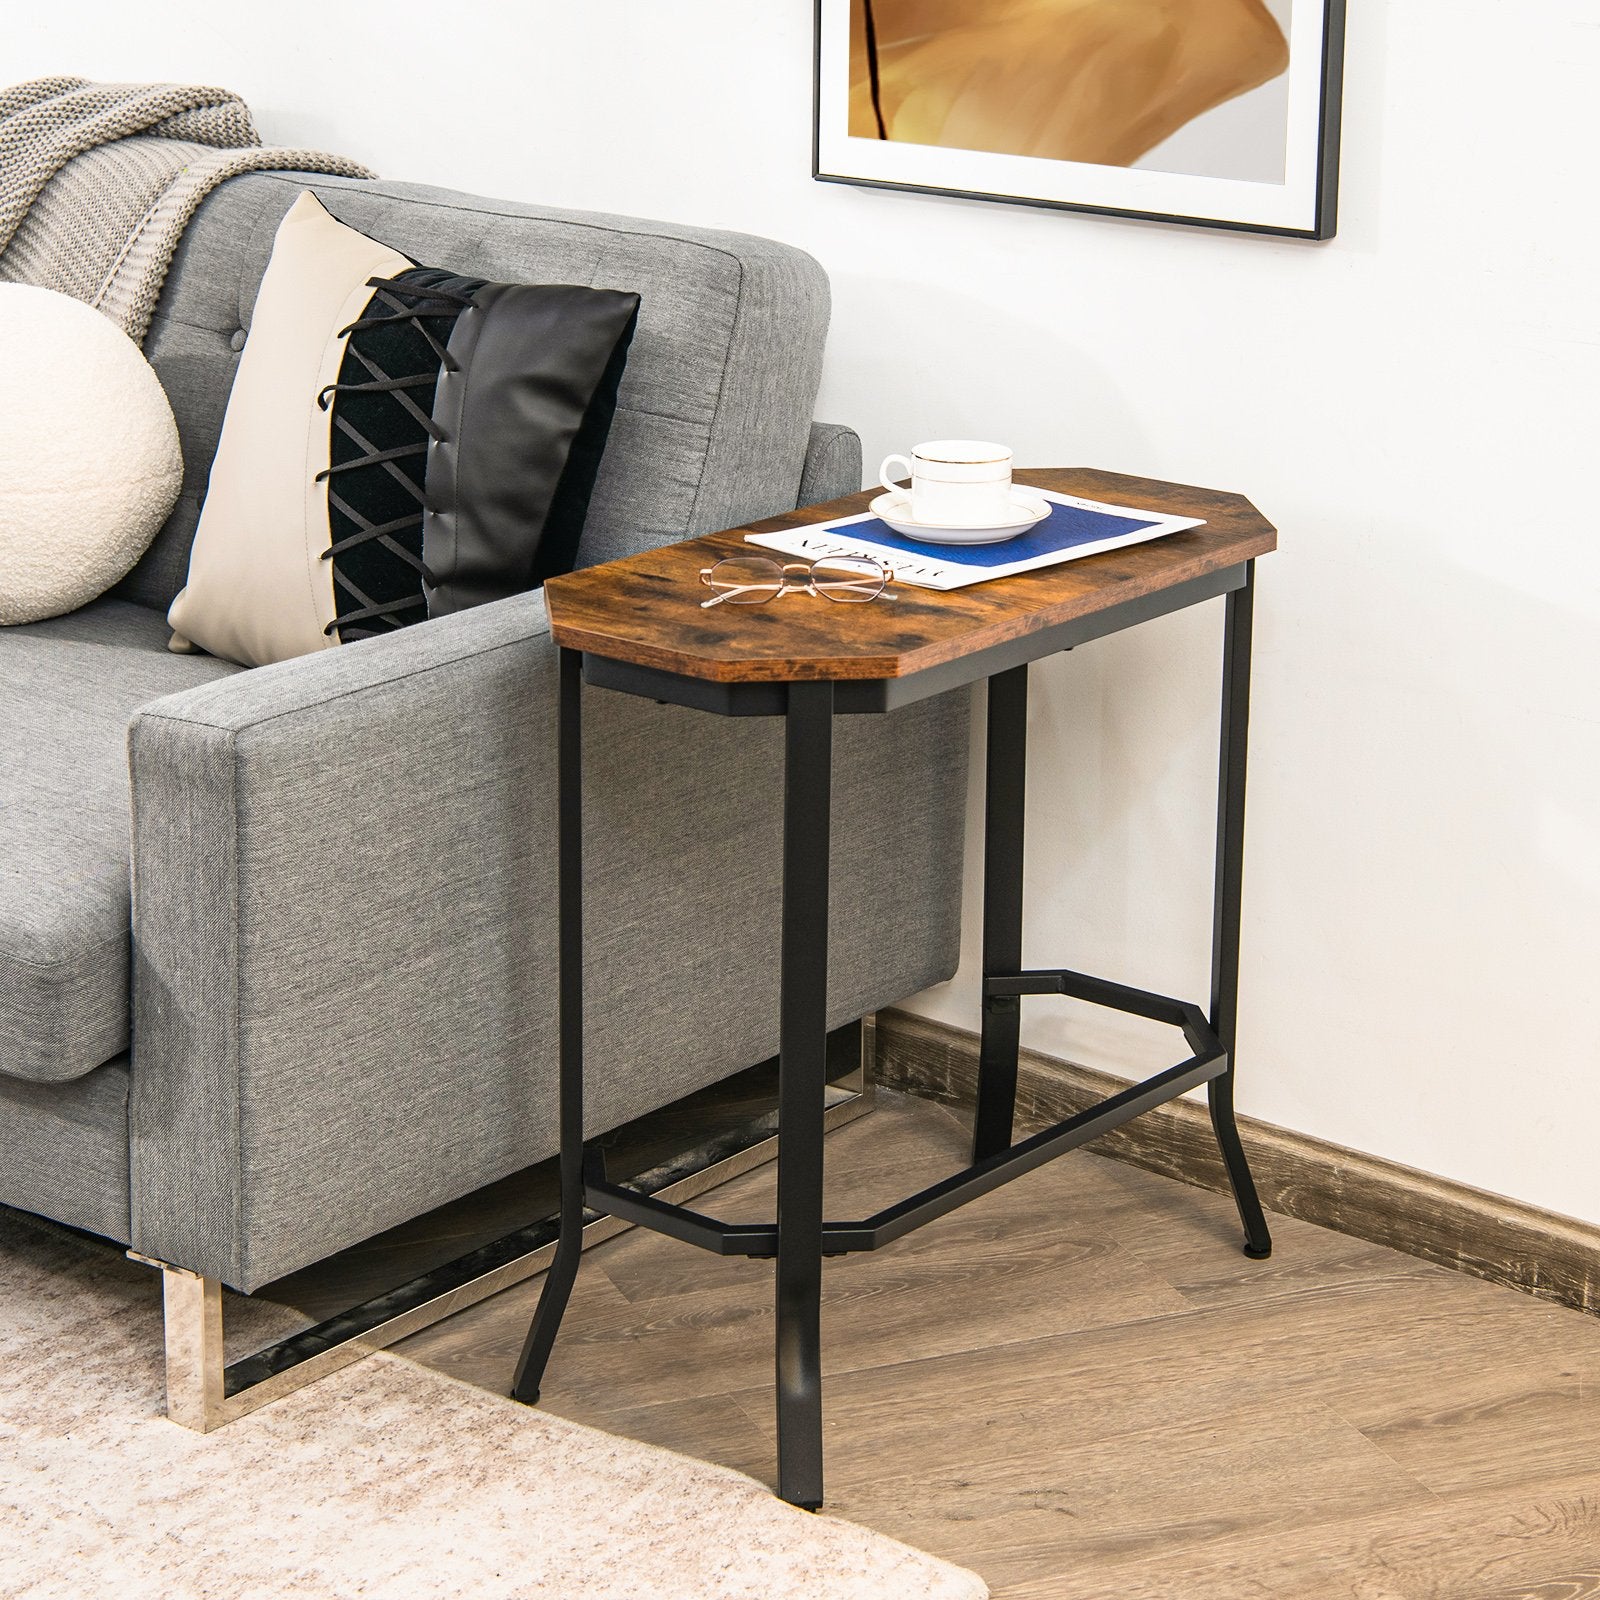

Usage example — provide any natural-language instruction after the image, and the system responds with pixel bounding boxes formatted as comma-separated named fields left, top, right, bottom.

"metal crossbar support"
left=584, top=1040, right=1225, bottom=1264
left=824, top=1045, right=1225, bottom=1250
left=986, top=969, right=1214, bottom=1054
left=583, top=1171, right=778, bottom=1257
left=987, top=968, right=1193, bottom=1025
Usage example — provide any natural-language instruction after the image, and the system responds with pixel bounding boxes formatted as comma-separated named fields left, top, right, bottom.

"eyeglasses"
left=698, top=555, right=894, bottom=609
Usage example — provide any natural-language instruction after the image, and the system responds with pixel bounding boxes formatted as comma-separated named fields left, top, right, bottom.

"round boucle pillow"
left=0, top=284, right=183, bottom=625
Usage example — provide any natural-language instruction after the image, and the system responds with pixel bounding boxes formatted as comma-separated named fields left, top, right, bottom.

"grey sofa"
left=0, top=174, right=968, bottom=1335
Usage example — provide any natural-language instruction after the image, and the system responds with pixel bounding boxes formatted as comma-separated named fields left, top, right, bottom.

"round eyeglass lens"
left=810, top=556, right=888, bottom=602
left=703, top=556, right=783, bottom=603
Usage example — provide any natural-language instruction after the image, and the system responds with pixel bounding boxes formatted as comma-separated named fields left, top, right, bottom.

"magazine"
left=746, top=488, right=1204, bottom=591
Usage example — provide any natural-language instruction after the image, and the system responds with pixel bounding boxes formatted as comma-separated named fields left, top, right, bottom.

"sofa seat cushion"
left=0, top=1054, right=131, bottom=1242
left=0, top=600, right=239, bottom=1083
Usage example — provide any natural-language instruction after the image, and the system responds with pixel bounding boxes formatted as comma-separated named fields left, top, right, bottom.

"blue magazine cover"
left=746, top=488, right=1204, bottom=591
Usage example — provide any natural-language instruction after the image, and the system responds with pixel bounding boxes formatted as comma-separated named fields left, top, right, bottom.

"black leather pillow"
left=322, top=265, right=639, bottom=642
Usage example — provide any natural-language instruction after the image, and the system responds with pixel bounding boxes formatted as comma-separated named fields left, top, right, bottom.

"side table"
left=511, top=467, right=1277, bottom=1507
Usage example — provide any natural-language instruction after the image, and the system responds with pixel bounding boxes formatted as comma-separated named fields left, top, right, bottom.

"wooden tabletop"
left=544, top=468, right=1276, bottom=684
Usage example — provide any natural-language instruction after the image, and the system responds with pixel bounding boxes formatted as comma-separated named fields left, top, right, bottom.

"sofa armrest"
left=126, top=591, right=556, bottom=1289
left=127, top=592, right=968, bottom=1291
left=799, top=421, right=863, bottom=507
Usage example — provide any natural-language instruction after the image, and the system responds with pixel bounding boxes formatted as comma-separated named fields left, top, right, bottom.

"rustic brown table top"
left=544, top=467, right=1276, bottom=685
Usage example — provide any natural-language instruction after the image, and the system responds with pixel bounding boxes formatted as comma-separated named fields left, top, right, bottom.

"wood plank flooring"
left=394, top=1092, right=1600, bottom=1598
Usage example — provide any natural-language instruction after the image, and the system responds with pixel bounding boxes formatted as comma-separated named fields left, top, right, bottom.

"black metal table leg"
left=775, top=679, right=833, bottom=1508
left=513, top=647, right=590, bottom=1401
left=973, top=664, right=1029, bottom=1162
left=1208, top=562, right=1273, bottom=1260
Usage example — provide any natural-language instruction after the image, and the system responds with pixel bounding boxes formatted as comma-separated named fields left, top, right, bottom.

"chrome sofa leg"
left=128, top=1255, right=226, bottom=1432
left=162, top=1264, right=226, bottom=1432
left=132, top=1249, right=390, bottom=1433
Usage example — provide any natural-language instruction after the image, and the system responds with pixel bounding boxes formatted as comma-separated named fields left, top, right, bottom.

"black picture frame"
left=813, top=0, right=1346, bottom=240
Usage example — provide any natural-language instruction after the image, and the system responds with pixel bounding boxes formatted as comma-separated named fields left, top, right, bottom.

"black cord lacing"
left=317, top=275, right=474, bottom=637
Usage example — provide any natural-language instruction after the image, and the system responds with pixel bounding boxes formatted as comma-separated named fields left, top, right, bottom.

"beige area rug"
left=0, top=1211, right=986, bottom=1599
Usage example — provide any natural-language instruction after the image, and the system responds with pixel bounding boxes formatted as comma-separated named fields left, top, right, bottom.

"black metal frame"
left=513, top=561, right=1272, bottom=1507
left=811, top=0, right=1347, bottom=241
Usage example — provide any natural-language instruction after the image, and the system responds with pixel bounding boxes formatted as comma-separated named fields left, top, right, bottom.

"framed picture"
left=813, top=0, right=1346, bottom=239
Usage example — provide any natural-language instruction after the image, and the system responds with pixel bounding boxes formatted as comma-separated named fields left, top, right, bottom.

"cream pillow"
left=167, top=192, right=411, bottom=665
left=0, top=285, right=182, bottom=625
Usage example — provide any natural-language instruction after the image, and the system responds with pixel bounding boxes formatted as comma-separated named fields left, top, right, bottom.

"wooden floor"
left=394, top=1092, right=1600, bottom=1598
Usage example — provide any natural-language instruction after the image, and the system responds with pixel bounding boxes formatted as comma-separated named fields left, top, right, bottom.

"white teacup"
left=879, top=440, right=1013, bottom=528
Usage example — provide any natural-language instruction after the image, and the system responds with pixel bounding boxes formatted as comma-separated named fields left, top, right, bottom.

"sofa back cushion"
left=118, top=173, right=832, bottom=611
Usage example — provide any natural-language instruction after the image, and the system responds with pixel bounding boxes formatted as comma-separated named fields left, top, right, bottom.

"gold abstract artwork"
left=848, top=0, right=1290, bottom=170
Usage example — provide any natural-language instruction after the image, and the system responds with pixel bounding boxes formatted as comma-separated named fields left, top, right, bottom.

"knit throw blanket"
left=0, top=76, right=374, bottom=345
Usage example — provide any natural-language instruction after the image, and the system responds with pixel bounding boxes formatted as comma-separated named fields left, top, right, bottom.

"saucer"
left=869, top=490, right=1050, bottom=545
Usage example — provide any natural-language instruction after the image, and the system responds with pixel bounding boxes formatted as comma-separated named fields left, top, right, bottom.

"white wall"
left=13, top=1, right=1599, bottom=1221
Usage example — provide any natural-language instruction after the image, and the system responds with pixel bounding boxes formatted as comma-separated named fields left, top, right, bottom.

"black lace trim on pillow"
left=315, top=269, right=483, bottom=642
